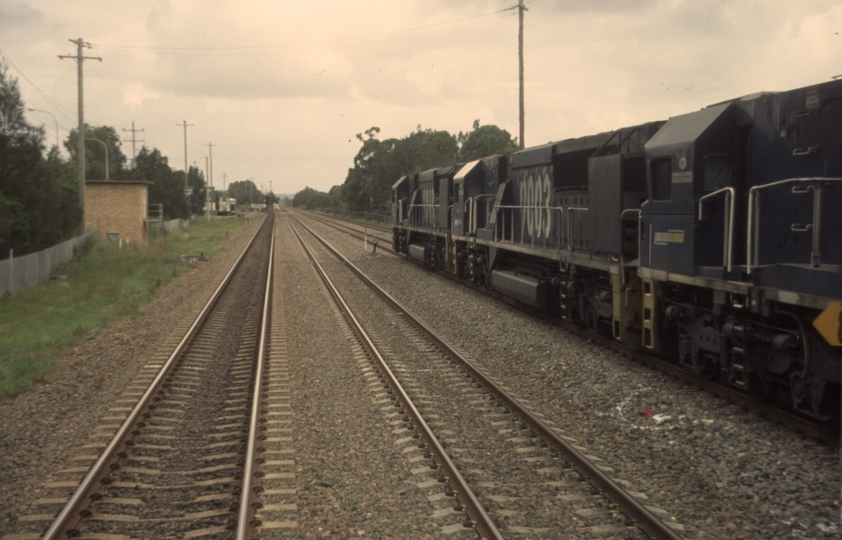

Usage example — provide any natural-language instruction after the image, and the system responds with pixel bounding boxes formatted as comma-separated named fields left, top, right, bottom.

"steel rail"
left=235, top=214, right=276, bottom=538
left=290, top=214, right=684, bottom=540
left=43, top=215, right=272, bottom=540
left=296, top=210, right=394, bottom=252
left=286, top=217, right=504, bottom=540
left=309, top=210, right=839, bottom=447
left=310, top=209, right=392, bottom=232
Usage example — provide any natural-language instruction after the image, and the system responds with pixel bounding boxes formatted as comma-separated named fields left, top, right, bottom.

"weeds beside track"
left=0, top=215, right=259, bottom=403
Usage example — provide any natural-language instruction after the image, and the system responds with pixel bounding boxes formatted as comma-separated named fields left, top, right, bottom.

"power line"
left=86, top=78, right=139, bottom=122
left=93, top=9, right=512, bottom=55
left=0, top=46, right=76, bottom=123
left=97, top=61, right=175, bottom=125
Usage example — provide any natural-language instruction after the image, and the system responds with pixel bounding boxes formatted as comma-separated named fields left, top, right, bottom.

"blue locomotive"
left=392, top=79, right=842, bottom=421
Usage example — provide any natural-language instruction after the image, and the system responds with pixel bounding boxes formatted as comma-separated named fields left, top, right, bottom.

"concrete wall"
left=85, top=181, right=149, bottom=243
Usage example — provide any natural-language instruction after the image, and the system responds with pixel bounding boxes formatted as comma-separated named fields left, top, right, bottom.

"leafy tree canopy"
left=0, top=60, right=80, bottom=256
left=65, top=124, right=129, bottom=181
left=458, top=120, right=518, bottom=162
left=130, top=147, right=189, bottom=220
left=185, top=165, right=207, bottom=216
left=292, top=186, right=330, bottom=210
left=227, top=179, right=262, bottom=207
left=319, top=120, right=516, bottom=213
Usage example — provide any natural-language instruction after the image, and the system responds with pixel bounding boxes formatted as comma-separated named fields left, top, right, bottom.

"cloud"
left=5, top=0, right=840, bottom=195
left=0, top=3, right=46, bottom=32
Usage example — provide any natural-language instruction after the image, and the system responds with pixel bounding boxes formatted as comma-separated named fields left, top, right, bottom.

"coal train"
left=392, top=79, right=842, bottom=421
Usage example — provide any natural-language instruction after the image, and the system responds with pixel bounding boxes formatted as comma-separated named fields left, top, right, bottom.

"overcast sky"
left=1, top=0, right=840, bottom=196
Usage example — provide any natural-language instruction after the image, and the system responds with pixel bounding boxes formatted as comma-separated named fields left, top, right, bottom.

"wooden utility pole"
left=203, top=142, right=215, bottom=190
left=205, top=156, right=210, bottom=222
left=122, top=121, right=144, bottom=168
left=59, top=38, right=101, bottom=235
left=518, top=0, right=527, bottom=149
left=178, top=121, right=193, bottom=190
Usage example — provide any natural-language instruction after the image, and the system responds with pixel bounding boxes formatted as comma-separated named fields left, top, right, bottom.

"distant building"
left=85, top=180, right=153, bottom=243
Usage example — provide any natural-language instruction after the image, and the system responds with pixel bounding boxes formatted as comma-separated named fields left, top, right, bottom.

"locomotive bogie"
left=654, top=279, right=840, bottom=419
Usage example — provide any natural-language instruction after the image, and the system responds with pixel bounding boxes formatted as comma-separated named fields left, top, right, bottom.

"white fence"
left=1, top=230, right=99, bottom=296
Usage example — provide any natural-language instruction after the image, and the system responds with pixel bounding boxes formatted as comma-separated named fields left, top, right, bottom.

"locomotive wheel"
left=696, top=354, right=719, bottom=381
left=748, top=372, right=776, bottom=403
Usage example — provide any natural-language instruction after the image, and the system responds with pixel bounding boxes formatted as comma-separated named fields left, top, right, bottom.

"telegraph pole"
left=203, top=142, right=215, bottom=190
left=59, top=38, right=101, bottom=235
left=178, top=121, right=193, bottom=190
left=518, top=0, right=527, bottom=149
left=205, top=156, right=210, bottom=222
left=122, top=121, right=144, bottom=168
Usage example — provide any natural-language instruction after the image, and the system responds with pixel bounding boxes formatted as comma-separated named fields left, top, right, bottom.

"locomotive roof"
left=644, top=102, right=731, bottom=150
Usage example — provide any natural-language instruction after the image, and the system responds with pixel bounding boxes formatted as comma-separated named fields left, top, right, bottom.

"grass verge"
left=0, top=215, right=256, bottom=404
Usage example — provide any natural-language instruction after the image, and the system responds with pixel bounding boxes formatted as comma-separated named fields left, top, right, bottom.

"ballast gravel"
left=0, top=216, right=266, bottom=533
left=3, top=207, right=838, bottom=540
left=297, top=211, right=841, bottom=540
left=276, top=217, right=452, bottom=538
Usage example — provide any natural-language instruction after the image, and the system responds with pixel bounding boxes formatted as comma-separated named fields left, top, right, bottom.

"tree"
left=130, top=147, right=189, bottom=220
left=65, top=124, right=129, bottom=180
left=227, top=178, right=261, bottom=207
left=415, top=128, right=459, bottom=171
left=0, top=60, right=80, bottom=256
left=292, top=186, right=330, bottom=209
left=328, top=185, right=344, bottom=209
left=334, top=121, right=515, bottom=214
left=186, top=165, right=207, bottom=216
left=458, top=120, right=518, bottom=162
left=341, top=126, right=459, bottom=213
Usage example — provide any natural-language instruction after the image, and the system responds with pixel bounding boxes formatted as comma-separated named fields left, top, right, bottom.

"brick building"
left=85, top=180, right=153, bottom=243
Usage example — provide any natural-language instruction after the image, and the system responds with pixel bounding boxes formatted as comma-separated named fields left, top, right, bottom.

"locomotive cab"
left=391, top=175, right=411, bottom=253
left=641, top=102, right=742, bottom=277
left=640, top=82, right=842, bottom=420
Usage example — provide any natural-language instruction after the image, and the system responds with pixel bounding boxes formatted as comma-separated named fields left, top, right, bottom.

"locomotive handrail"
left=472, top=193, right=495, bottom=232
left=492, top=204, right=564, bottom=250
left=698, top=187, right=735, bottom=273
left=747, top=177, right=842, bottom=274
left=407, top=202, right=438, bottom=231
left=471, top=198, right=477, bottom=235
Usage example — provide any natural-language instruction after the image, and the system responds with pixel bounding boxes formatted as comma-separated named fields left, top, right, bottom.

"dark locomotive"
left=392, top=79, right=842, bottom=421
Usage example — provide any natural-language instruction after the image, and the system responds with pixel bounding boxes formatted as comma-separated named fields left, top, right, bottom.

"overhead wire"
left=0, top=46, right=76, bottom=123
left=93, top=7, right=514, bottom=55
left=96, top=61, right=174, bottom=126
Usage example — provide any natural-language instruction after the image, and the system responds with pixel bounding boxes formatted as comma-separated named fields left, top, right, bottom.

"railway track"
left=6, top=215, right=276, bottom=540
left=298, top=210, right=839, bottom=447
left=303, top=211, right=394, bottom=253
left=287, top=212, right=684, bottom=539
